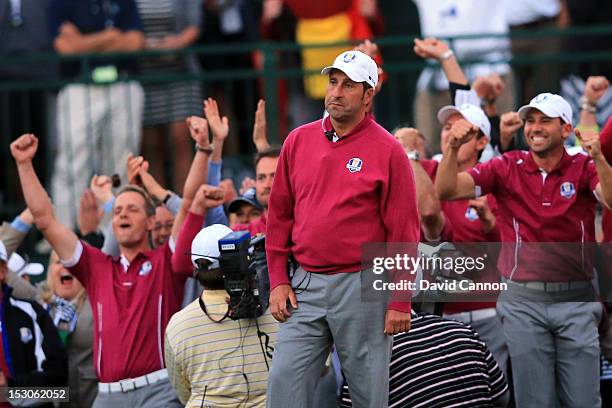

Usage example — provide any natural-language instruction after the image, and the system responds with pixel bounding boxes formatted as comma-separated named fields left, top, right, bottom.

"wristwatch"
left=195, top=144, right=213, bottom=155
left=439, top=49, right=454, bottom=61
left=407, top=150, right=420, bottom=161
left=579, top=96, right=597, bottom=113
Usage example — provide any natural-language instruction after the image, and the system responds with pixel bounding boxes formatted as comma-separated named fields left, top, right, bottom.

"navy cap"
left=228, top=188, right=263, bottom=213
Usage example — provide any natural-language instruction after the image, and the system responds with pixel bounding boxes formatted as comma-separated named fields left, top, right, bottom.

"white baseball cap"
left=321, top=50, right=378, bottom=89
left=0, top=241, right=7, bottom=263
left=7, top=253, right=44, bottom=277
left=191, top=224, right=233, bottom=270
left=518, top=93, right=573, bottom=125
left=437, top=103, right=491, bottom=138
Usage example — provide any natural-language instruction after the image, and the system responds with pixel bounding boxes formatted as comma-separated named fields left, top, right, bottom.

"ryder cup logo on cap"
left=560, top=182, right=576, bottom=199
left=343, top=52, right=357, bottom=63
left=346, top=157, right=363, bottom=173
left=437, top=103, right=491, bottom=138
left=321, top=50, right=378, bottom=89
left=518, top=93, right=573, bottom=125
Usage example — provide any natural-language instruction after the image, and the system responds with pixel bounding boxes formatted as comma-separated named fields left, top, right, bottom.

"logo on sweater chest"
left=560, top=182, right=575, bottom=199
left=346, top=157, right=363, bottom=173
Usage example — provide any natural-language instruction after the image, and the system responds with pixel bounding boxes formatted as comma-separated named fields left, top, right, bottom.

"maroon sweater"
left=266, top=114, right=420, bottom=312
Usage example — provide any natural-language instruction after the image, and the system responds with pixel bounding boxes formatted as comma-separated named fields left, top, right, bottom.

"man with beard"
left=436, top=93, right=612, bottom=406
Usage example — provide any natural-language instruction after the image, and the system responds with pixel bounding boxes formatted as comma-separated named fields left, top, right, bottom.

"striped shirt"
left=341, top=313, right=508, bottom=408
left=165, top=290, right=278, bottom=407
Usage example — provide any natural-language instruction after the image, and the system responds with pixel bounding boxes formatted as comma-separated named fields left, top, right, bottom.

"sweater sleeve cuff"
left=387, top=301, right=411, bottom=313
left=11, top=217, right=31, bottom=234
left=61, top=241, right=84, bottom=268
left=207, top=160, right=222, bottom=186
left=268, top=255, right=291, bottom=290
left=103, top=198, right=115, bottom=214
left=166, top=193, right=182, bottom=216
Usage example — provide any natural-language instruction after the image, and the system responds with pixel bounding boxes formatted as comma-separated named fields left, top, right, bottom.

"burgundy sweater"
left=266, top=114, right=420, bottom=312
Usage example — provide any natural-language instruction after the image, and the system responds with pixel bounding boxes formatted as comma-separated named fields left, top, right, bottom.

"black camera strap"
left=199, top=296, right=229, bottom=323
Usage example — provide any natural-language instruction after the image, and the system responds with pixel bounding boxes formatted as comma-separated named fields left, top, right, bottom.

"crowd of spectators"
left=1, top=1, right=612, bottom=407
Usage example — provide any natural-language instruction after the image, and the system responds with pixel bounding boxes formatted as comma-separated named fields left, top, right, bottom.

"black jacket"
left=1, top=285, right=67, bottom=387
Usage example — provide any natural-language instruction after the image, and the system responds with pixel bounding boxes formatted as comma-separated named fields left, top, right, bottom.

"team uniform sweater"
left=266, top=114, right=420, bottom=312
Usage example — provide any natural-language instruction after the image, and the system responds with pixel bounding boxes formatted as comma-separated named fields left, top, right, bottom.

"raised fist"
left=186, top=116, right=210, bottom=147
left=413, top=37, right=450, bottom=61
left=575, top=128, right=602, bottom=159
left=394, top=127, right=421, bottom=152
left=448, top=119, right=478, bottom=149
left=473, top=74, right=505, bottom=102
left=584, top=76, right=609, bottom=105
left=500, top=111, right=523, bottom=144
left=10, top=134, right=39, bottom=164
left=90, top=174, right=114, bottom=204
left=191, top=185, right=225, bottom=215
left=126, top=154, right=149, bottom=186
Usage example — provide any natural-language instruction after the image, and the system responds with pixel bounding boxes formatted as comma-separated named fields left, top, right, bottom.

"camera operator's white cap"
left=8, top=253, right=44, bottom=277
left=437, top=103, right=491, bottom=138
left=191, top=224, right=233, bottom=269
left=321, top=50, right=378, bottom=89
left=0, top=241, right=7, bottom=263
left=518, top=92, right=573, bottom=125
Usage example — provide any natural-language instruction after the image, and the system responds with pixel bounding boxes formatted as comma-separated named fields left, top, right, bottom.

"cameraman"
left=165, top=225, right=278, bottom=407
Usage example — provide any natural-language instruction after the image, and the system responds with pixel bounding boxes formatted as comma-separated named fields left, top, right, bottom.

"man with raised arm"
left=435, top=93, right=612, bottom=407
left=10, top=133, right=223, bottom=408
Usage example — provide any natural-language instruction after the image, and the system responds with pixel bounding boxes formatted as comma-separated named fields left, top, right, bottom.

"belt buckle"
left=119, top=379, right=135, bottom=393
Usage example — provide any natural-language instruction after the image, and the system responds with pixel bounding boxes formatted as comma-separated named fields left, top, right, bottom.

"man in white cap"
left=265, top=50, right=420, bottom=407
left=435, top=92, right=612, bottom=407
left=399, top=104, right=508, bottom=376
left=165, top=224, right=278, bottom=407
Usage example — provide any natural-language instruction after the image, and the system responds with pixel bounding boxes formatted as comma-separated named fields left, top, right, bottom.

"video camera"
left=218, top=231, right=270, bottom=320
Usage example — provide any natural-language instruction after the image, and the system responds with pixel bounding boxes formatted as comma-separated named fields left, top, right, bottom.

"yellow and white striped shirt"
left=165, top=290, right=278, bottom=407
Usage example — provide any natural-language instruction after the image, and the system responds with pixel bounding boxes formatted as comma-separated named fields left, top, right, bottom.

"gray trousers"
left=497, top=286, right=602, bottom=408
left=267, top=267, right=392, bottom=408
left=93, top=378, right=182, bottom=408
